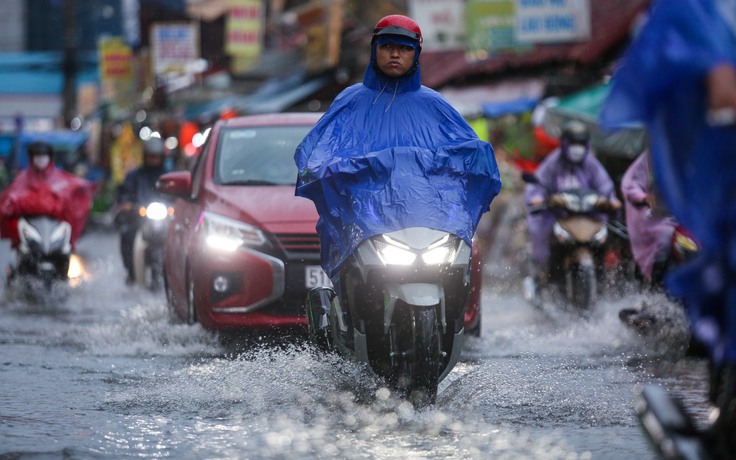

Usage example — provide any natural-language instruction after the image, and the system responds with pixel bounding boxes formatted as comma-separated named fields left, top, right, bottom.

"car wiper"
left=222, top=179, right=281, bottom=186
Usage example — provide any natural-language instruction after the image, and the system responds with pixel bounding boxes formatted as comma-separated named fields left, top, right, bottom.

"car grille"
left=274, top=233, right=320, bottom=259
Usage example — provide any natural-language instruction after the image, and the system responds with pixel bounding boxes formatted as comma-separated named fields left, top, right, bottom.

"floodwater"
left=0, top=229, right=714, bottom=459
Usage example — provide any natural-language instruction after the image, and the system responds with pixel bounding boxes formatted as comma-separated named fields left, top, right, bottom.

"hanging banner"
left=515, top=0, right=591, bottom=43
left=225, top=0, right=262, bottom=57
left=466, top=0, right=527, bottom=53
left=98, top=36, right=135, bottom=109
left=409, top=0, right=465, bottom=51
left=151, top=22, right=200, bottom=77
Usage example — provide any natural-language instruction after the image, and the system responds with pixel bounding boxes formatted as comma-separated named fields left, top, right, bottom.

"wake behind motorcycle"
left=306, top=227, right=473, bottom=406
left=522, top=173, right=617, bottom=311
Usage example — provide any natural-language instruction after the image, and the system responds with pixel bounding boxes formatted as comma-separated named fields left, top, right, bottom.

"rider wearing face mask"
left=0, top=141, right=94, bottom=250
left=525, top=121, right=622, bottom=286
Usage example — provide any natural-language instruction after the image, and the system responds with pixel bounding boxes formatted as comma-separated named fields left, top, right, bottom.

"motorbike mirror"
left=521, top=172, right=539, bottom=184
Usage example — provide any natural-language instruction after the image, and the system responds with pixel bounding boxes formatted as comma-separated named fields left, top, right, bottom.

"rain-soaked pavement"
left=0, top=227, right=714, bottom=459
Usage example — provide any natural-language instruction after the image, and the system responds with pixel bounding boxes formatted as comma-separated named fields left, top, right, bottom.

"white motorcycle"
left=306, top=226, right=473, bottom=406
left=6, top=215, right=77, bottom=301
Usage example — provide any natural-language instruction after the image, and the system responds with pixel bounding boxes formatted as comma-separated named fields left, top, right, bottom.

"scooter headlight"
left=592, top=226, right=608, bottom=245
left=552, top=222, right=574, bottom=243
left=18, top=217, right=42, bottom=247
left=201, top=211, right=267, bottom=252
left=375, top=234, right=457, bottom=266
left=375, top=235, right=416, bottom=265
left=421, top=234, right=457, bottom=265
left=142, top=202, right=170, bottom=221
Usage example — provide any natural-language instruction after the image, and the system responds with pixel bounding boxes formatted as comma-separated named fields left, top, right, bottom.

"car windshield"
left=214, top=125, right=312, bottom=186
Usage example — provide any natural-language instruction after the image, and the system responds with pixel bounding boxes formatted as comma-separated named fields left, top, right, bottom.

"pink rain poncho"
left=620, top=152, right=676, bottom=282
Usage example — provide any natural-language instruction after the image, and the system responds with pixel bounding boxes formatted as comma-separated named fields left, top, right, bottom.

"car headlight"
left=202, top=212, right=266, bottom=252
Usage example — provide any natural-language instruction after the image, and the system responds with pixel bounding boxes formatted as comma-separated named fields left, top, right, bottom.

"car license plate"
left=305, top=265, right=332, bottom=288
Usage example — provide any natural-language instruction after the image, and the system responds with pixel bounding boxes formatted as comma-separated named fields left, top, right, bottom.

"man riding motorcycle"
left=116, top=137, right=168, bottom=285
left=295, top=14, right=500, bottom=288
left=0, top=141, right=93, bottom=251
left=524, top=121, right=622, bottom=304
left=294, top=14, right=501, bottom=403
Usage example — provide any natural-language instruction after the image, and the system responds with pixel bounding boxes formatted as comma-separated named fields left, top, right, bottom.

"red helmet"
left=372, top=15, right=422, bottom=45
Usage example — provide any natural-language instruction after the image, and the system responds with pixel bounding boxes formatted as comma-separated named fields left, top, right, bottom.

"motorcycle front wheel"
left=568, top=263, right=596, bottom=310
left=392, top=305, right=441, bottom=407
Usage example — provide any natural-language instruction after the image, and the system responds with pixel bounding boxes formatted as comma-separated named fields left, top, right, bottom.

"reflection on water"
left=0, top=230, right=711, bottom=459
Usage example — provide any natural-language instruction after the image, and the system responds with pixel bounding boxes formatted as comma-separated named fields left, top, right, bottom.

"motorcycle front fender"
left=383, top=283, right=446, bottom=334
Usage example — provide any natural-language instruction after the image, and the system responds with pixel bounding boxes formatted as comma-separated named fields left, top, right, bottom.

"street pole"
left=62, top=0, right=77, bottom=128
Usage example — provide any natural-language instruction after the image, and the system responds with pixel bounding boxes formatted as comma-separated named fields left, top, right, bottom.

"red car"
left=157, top=113, right=482, bottom=334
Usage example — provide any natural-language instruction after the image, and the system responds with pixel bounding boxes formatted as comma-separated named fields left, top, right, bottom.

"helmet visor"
left=374, top=35, right=419, bottom=49
left=373, top=25, right=421, bottom=42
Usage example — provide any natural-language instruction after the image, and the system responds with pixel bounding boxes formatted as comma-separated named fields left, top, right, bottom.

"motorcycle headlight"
left=421, top=234, right=457, bottom=265
left=375, top=234, right=458, bottom=266
left=592, top=225, right=608, bottom=245
left=553, top=222, right=574, bottom=243
left=18, top=217, right=42, bottom=246
left=50, top=221, right=72, bottom=247
left=201, top=212, right=266, bottom=252
left=375, top=235, right=416, bottom=265
left=143, top=202, right=170, bottom=221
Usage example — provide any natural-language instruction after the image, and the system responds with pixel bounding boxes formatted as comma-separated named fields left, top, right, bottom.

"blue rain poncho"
left=295, top=51, right=501, bottom=278
left=600, top=0, right=736, bottom=363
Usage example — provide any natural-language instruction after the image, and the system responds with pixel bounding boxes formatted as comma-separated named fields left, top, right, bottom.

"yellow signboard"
left=225, top=0, right=262, bottom=57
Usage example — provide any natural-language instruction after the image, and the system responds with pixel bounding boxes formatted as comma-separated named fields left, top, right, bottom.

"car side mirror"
left=157, top=171, right=192, bottom=198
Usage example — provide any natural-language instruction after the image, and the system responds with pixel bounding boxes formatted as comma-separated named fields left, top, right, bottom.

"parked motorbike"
left=5, top=215, right=75, bottom=299
left=522, top=173, right=617, bottom=311
left=131, top=201, right=171, bottom=291
left=306, top=227, right=473, bottom=406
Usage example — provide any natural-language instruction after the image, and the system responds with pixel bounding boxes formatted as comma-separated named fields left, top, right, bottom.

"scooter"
left=131, top=201, right=172, bottom=291
left=305, top=227, right=473, bottom=406
left=522, top=173, right=617, bottom=310
left=5, top=215, right=75, bottom=300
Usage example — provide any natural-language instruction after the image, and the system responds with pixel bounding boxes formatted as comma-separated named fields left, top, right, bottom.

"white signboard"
left=151, top=23, right=199, bottom=76
left=515, top=0, right=590, bottom=43
left=409, top=0, right=465, bottom=51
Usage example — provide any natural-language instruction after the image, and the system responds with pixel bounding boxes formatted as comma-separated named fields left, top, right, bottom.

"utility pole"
left=62, top=0, right=77, bottom=128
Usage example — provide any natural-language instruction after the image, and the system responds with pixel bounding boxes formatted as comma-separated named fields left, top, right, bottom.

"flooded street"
left=0, top=229, right=713, bottom=459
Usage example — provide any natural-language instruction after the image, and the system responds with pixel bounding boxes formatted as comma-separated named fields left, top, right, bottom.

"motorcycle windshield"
left=295, top=88, right=501, bottom=277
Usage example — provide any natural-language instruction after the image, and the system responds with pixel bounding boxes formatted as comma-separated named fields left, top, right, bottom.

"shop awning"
left=543, top=83, right=646, bottom=159
left=181, top=73, right=331, bottom=121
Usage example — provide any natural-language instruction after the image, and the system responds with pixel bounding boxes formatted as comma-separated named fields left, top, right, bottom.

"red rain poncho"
left=0, top=162, right=94, bottom=249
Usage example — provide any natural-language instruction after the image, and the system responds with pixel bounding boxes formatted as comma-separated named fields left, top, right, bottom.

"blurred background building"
left=0, top=0, right=650, bottom=200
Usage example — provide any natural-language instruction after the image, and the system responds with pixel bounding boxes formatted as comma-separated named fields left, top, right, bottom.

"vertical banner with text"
left=226, top=0, right=263, bottom=74
left=98, top=36, right=135, bottom=111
